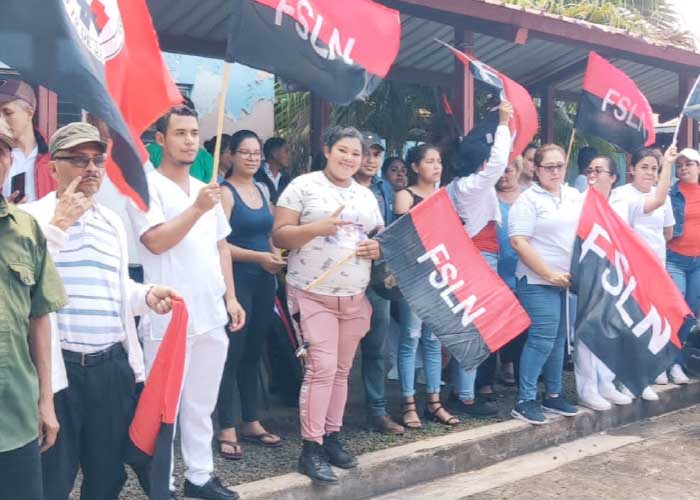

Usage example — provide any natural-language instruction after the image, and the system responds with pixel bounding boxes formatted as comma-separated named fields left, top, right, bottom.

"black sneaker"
left=183, top=477, right=238, bottom=500
left=298, top=440, right=338, bottom=484
left=511, top=400, right=547, bottom=425
left=450, top=396, right=498, bottom=418
left=323, top=432, right=358, bottom=469
left=542, top=395, right=578, bottom=417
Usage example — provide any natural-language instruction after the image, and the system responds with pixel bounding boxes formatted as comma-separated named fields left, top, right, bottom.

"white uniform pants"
left=574, top=340, right=615, bottom=400
left=143, top=327, right=229, bottom=487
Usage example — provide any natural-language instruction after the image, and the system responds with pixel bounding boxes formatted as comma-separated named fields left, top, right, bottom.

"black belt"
left=62, top=342, right=126, bottom=367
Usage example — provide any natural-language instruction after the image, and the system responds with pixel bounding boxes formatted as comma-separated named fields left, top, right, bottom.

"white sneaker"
left=669, top=364, right=690, bottom=385
left=642, top=386, right=659, bottom=401
left=619, top=384, right=635, bottom=400
left=579, top=392, right=612, bottom=411
left=655, top=371, right=669, bottom=385
left=599, top=385, right=633, bottom=405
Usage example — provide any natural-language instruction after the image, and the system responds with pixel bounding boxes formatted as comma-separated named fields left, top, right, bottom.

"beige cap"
left=49, top=122, right=107, bottom=156
left=0, top=118, right=15, bottom=150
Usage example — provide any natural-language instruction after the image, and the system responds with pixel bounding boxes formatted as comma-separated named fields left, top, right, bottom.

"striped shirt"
left=54, top=208, right=126, bottom=353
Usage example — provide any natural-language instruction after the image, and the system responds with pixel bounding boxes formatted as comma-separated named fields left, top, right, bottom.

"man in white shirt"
left=128, top=106, right=244, bottom=500
left=21, top=122, right=178, bottom=500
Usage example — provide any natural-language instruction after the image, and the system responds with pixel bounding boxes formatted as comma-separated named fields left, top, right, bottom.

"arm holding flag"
left=641, top=146, right=677, bottom=215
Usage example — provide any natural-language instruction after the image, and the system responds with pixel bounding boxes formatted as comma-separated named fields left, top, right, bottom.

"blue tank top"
left=222, top=181, right=273, bottom=275
left=497, top=199, right=518, bottom=290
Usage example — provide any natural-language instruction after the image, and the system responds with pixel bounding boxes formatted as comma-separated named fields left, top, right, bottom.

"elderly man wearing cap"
left=21, top=122, right=179, bottom=500
left=0, top=79, right=55, bottom=203
left=352, top=132, right=405, bottom=435
left=0, top=119, right=67, bottom=500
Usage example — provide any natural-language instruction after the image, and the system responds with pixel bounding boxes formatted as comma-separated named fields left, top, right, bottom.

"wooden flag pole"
left=565, top=127, right=576, bottom=168
left=304, top=251, right=357, bottom=292
left=210, top=61, right=232, bottom=184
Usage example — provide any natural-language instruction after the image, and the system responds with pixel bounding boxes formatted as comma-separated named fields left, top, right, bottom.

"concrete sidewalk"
left=234, top=380, right=700, bottom=500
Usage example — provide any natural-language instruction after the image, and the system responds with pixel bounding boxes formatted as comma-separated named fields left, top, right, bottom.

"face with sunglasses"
left=51, top=143, right=107, bottom=197
left=535, top=149, right=566, bottom=193
left=585, top=157, right=617, bottom=196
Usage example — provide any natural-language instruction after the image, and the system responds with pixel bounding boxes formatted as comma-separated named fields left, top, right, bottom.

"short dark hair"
left=263, top=137, right=287, bottom=160
left=155, top=106, right=198, bottom=135
left=454, top=137, right=490, bottom=177
left=323, top=126, right=365, bottom=154
left=631, top=148, right=659, bottom=168
left=204, top=134, right=231, bottom=155
left=381, top=156, right=405, bottom=177
left=405, top=143, right=440, bottom=186
left=229, top=129, right=261, bottom=155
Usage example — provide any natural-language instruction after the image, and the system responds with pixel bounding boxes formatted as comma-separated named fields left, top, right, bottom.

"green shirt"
left=146, top=142, right=215, bottom=183
left=0, top=197, right=67, bottom=452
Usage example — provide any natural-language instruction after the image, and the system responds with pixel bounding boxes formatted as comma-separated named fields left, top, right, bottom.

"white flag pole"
left=671, top=74, right=699, bottom=147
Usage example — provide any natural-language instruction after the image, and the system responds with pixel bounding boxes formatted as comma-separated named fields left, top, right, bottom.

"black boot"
left=298, top=440, right=338, bottom=484
left=323, top=432, right=358, bottom=469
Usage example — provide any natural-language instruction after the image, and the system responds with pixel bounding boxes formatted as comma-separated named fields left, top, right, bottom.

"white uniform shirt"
left=277, top=171, right=383, bottom=296
left=128, top=171, right=231, bottom=339
left=609, top=183, right=675, bottom=263
left=509, top=183, right=584, bottom=285
left=446, top=125, right=511, bottom=237
left=2, top=146, right=38, bottom=201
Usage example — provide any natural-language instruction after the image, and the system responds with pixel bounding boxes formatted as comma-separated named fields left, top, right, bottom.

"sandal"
left=218, top=439, right=243, bottom=461
left=425, top=396, right=459, bottom=426
left=240, top=431, right=283, bottom=448
left=401, top=397, right=422, bottom=429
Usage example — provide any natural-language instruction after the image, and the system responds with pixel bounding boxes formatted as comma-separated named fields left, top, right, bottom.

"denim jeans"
left=397, top=298, right=442, bottom=397
left=450, top=358, right=477, bottom=400
left=476, top=251, right=499, bottom=390
left=517, top=277, right=567, bottom=402
left=361, top=289, right=391, bottom=416
left=667, top=249, right=700, bottom=320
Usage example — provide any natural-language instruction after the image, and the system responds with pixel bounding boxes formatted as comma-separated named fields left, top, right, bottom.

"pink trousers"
left=287, top=286, right=371, bottom=444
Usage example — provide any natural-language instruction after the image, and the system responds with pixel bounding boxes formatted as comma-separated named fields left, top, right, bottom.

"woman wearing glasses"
left=509, top=144, right=584, bottom=425
left=609, top=147, right=678, bottom=394
left=215, top=130, right=285, bottom=461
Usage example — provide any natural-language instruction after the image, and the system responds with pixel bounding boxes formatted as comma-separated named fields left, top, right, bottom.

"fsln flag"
left=680, top=74, right=700, bottom=121
left=226, top=0, right=401, bottom=104
left=0, top=0, right=181, bottom=210
left=438, top=40, right=538, bottom=161
left=377, top=189, right=531, bottom=371
left=127, top=299, right=188, bottom=500
left=571, top=189, right=693, bottom=396
left=575, top=51, right=655, bottom=152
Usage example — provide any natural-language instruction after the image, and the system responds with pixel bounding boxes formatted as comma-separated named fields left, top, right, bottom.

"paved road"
left=373, top=405, right=700, bottom=500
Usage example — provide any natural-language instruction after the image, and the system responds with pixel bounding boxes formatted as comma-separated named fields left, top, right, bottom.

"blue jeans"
left=397, top=298, right=442, bottom=397
left=361, top=289, right=391, bottom=416
left=667, top=249, right=700, bottom=320
left=517, top=277, right=567, bottom=402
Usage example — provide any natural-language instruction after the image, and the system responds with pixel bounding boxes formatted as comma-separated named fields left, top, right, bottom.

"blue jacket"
left=369, top=176, right=395, bottom=226
left=670, top=181, right=686, bottom=238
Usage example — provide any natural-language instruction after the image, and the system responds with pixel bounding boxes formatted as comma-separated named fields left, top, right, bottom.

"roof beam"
left=524, top=58, right=589, bottom=90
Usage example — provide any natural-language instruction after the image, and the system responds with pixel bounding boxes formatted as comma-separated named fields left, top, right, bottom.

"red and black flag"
left=377, top=189, right=531, bottom=371
left=0, top=0, right=181, bottom=210
left=575, top=51, right=655, bottom=152
left=438, top=41, right=538, bottom=161
left=226, top=0, right=401, bottom=104
left=571, top=189, right=694, bottom=396
left=127, top=299, right=188, bottom=500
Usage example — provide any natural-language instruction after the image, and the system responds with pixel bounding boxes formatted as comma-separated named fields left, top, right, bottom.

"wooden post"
left=454, top=28, right=474, bottom=135
left=210, top=62, right=232, bottom=184
left=35, top=86, right=57, bottom=140
left=678, top=72, right=694, bottom=149
left=541, top=84, right=556, bottom=144
left=310, top=94, right=331, bottom=154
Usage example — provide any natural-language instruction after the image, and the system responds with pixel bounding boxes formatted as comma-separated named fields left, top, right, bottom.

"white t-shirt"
left=277, top=171, right=383, bottom=296
left=609, top=183, right=675, bottom=263
left=128, top=171, right=231, bottom=339
left=508, top=184, right=585, bottom=285
left=2, top=146, right=38, bottom=201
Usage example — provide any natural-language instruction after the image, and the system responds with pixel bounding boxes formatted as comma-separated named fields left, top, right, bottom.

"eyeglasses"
left=53, top=155, right=107, bottom=169
left=537, top=163, right=565, bottom=173
left=584, top=167, right=613, bottom=175
left=236, top=150, right=262, bottom=159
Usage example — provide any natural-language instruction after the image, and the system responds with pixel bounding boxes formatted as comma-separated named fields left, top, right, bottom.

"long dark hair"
left=228, top=130, right=262, bottom=177
left=405, top=143, right=440, bottom=186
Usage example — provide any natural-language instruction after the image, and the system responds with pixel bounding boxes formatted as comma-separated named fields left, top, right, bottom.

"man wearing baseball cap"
left=352, top=131, right=405, bottom=435
left=0, top=79, right=55, bottom=202
left=0, top=118, right=67, bottom=500
left=21, top=122, right=179, bottom=500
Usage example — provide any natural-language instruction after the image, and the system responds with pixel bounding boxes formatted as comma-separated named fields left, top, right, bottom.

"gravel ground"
left=69, top=364, right=579, bottom=499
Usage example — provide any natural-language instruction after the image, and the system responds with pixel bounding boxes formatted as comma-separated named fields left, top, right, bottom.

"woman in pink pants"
left=273, top=126, right=383, bottom=485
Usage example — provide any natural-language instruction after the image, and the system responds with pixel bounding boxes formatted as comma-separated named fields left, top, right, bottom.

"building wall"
left=162, top=53, right=275, bottom=144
